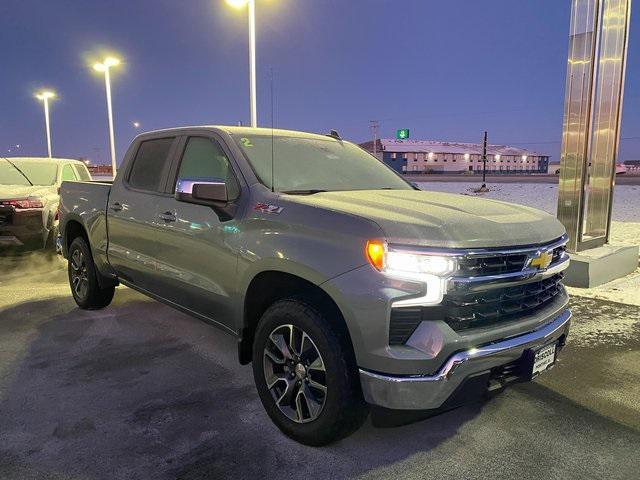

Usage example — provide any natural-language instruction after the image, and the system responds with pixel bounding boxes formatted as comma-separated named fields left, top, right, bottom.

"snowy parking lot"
left=416, top=181, right=639, bottom=223
left=1, top=253, right=639, bottom=480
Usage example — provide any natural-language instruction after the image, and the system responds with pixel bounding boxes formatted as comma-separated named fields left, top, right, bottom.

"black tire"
left=252, top=298, right=369, bottom=446
left=68, top=236, right=115, bottom=310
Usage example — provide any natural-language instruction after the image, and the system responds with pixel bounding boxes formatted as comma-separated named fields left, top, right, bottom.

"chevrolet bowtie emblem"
left=530, top=251, right=553, bottom=270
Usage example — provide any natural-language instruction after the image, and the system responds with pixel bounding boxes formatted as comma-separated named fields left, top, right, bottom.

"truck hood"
left=0, top=185, right=56, bottom=201
left=285, top=189, right=566, bottom=248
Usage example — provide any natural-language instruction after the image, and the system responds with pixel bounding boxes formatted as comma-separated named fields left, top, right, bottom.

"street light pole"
left=35, top=91, right=56, bottom=158
left=226, top=0, right=258, bottom=127
left=93, top=57, right=120, bottom=176
left=248, top=0, right=257, bottom=127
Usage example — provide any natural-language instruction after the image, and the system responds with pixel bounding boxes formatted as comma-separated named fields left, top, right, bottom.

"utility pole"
left=369, top=120, right=379, bottom=158
left=481, top=131, right=488, bottom=188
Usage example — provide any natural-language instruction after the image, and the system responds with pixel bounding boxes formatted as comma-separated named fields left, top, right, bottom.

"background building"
left=360, top=139, right=549, bottom=174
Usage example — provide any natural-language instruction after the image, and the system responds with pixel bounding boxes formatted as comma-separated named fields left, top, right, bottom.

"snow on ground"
left=566, top=268, right=640, bottom=307
left=416, top=181, right=639, bottom=222
left=417, top=181, right=640, bottom=306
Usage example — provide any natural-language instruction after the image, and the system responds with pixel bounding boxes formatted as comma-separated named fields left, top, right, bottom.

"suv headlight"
left=366, top=240, right=457, bottom=306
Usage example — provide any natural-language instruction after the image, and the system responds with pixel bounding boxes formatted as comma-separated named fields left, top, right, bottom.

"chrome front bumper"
left=359, top=309, right=571, bottom=410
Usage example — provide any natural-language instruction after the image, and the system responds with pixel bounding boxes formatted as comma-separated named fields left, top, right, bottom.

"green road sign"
left=396, top=129, right=410, bottom=140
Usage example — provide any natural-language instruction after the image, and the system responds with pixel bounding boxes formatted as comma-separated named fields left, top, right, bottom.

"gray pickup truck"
left=59, top=126, right=571, bottom=445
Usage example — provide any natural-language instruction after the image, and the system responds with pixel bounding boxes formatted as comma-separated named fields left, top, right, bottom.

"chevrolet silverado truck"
left=58, top=126, right=571, bottom=445
left=1, top=157, right=91, bottom=249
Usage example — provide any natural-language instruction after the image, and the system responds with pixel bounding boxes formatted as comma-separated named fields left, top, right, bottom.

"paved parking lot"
left=1, top=253, right=639, bottom=480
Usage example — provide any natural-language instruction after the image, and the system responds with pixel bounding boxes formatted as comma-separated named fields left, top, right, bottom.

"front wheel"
left=252, top=298, right=368, bottom=446
left=68, top=237, right=115, bottom=310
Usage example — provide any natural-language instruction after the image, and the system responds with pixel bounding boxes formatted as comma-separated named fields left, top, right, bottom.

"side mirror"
left=175, top=178, right=228, bottom=205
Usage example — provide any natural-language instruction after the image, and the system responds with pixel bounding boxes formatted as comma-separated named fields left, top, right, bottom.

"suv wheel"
left=252, top=298, right=368, bottom=446
left=68, top=237, right=115, bottom=310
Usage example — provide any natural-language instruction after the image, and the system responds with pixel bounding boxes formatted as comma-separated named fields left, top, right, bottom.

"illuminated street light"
left=133, top=121, right=140, bottom=128
left=522, top=155, right=528, bottom=161
left=225, top=0, right=257, bottom=127
left=35, top=90, right=56, bottom=158
left=93, top=56, right=121, bottom=175
left=495, top=154, right=501, bottom=161
left=464, top=153, right=470, bottom=161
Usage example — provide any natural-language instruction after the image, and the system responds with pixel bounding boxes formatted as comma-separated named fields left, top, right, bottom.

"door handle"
left=109, top=202, right=123, bottom=212
left=158, top=211, right=177, bottom=222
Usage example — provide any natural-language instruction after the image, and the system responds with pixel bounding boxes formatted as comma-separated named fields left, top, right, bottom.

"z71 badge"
left=254, top=203, right=284, bottom=214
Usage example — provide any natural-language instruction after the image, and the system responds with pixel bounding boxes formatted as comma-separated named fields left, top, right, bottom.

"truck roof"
left=138, top=125, right=342, bottom=142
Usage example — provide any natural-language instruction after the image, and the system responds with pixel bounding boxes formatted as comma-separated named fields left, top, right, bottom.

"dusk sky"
left=1, top=0, right=639, bottom=165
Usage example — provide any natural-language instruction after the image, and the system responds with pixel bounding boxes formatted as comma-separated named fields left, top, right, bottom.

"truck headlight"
left=366, top=240, right=457, bottom=306
left=386, top=250, right=456, bottom=277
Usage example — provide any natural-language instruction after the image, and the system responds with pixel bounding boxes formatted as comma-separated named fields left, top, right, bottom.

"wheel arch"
left=237, top=270, right=355, bottom=366
left=63, top=217, right=117, bottom=289
left=63, top=218, right=89, bottom=258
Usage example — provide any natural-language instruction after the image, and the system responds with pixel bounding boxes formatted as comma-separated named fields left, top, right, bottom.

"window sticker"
left=240, top=137, right=253, bottom=147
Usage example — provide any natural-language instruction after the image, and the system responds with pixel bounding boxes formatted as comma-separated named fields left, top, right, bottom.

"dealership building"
left=360, top=139, right=550, bottom=174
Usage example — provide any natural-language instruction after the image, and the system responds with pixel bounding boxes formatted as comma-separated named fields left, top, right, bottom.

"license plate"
left=532, top=343, right=557, bottom=377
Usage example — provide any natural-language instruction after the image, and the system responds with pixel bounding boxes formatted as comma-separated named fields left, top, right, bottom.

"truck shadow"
left=0, top=293, right=486, bottom=480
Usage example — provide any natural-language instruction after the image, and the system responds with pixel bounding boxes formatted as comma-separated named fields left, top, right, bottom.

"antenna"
left=270, top=68, right=275, bottom=193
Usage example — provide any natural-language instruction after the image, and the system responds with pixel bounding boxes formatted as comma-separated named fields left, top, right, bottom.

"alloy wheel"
left=70, top=248, right=89, bottom=299
left=263, top=324, right=327, bottom=423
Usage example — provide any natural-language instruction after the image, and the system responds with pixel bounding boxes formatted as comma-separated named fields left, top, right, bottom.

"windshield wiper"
left=282, top=189, right=328, bottom=195
left=2, top=158, right=33, bottom=186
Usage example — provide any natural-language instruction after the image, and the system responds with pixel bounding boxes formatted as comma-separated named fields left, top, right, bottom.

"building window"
left=402, top=153, right=408, bottom=160
left=391, top=153, right=397, bottom=159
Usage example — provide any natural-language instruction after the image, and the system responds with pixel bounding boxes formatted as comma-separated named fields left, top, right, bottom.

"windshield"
left=231, top=134, right=412, bottom=193
left=0, top=159, right=58, bottom=186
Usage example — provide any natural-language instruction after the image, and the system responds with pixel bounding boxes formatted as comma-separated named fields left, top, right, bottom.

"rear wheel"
left=68, top=237, right=115, bottom=309
left=252, top=298, right=368, bottom=446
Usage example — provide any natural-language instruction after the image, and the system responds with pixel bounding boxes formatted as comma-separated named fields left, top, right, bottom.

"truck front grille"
left=455, top=244, right=567, bottom=277
left=441, top=273, right=564, bottom=331
left=456, top=253, right=529, bottom=276
left=388, top=236, right=569, bottom=344
left=390, top=273, right=565, bottom=341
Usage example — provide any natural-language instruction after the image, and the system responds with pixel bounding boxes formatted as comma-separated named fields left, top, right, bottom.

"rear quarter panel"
left=59, top=181, right=113, bottom=275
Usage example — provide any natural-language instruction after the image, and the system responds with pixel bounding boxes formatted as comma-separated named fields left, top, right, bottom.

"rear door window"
left=128, top=138, right=175, bottom=192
